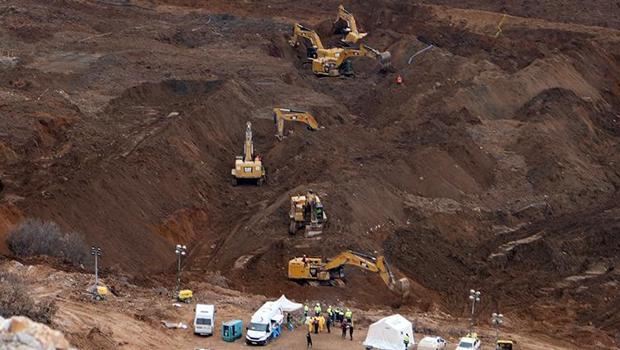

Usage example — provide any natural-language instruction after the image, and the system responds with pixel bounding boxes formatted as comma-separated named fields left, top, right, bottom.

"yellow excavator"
left=231, top=121, right=266, bottom=186
left=312, top=44, right=391, bottom=77
left=289, top=190, right=327, bottom=237
left=273, top=108, right=319, bottom=140
left=289, top=23, right=390, bottom=76
left=334, top=5, right=368, bottom=45
left=289, top=23, right=342, bottom=59
left=497, top=340, right=515, bottom=350
left=288, top=250, right=410, bottom=297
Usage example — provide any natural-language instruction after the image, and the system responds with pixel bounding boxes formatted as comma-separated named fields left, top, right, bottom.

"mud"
left=0, top=0, right=619, bottom=348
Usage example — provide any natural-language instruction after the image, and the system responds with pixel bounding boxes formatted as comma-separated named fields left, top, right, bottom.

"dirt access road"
left=2, top=259, right=577, bottom=350
left=0, top=0, right=619, bottom=348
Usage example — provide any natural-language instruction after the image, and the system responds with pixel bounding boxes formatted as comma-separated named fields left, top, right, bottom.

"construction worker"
left=338, top=308, right=345, bottom=323
left=349, top=323, right=354, bottom=341
left=327, top=305, right=333, bottom=319
left=314, top=303, right=322, bottom=316
left=318, top=314, right=325, bottom=332
left=313, top=317, right=319, bottom=334
left=341, top=320, right=348, bottom=338
left=287, top=312, right=293, bottom=331
left=345, top=309, right=353, bottom=324
left=304, top=304, right=309, bottom=317
left=326, top=314, right=332, bottom=333
left=404, top=333, right=410, bottom=349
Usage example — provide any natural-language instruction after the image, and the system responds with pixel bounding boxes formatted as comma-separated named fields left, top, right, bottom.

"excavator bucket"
left=397, top=277, right=411, bottom=298
left=378, top=51, right=391, bottom=68
left=363, top=45, right=391, bottom=69
left=389, top=277, right=411, bottom=298
left=304, top=223, right=323, bottom=238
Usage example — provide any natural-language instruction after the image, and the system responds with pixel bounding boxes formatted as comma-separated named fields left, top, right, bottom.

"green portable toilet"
left=222, top=319, right=243, bottom=342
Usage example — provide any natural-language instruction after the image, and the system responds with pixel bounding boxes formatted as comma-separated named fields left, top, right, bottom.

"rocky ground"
left=0, top=0, right=619, bottom=349
left=0, top=259, right=583, bottom=349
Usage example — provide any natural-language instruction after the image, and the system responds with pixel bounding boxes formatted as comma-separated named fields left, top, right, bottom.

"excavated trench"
left=2, top=1, right=619, bottom=346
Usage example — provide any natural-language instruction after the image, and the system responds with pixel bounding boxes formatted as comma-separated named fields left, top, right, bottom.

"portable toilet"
left=222, top=320, right=243, bottom=342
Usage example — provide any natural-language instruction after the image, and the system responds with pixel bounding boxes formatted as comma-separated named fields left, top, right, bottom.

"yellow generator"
left=231, top=122, right=266, bottom=186
left=289, top=191, right=326, bottom=237
left=497, top=340, right=515, bottom=350
left=177, top=289, right=193, bottom=303
left=94, top=285, right=108, bottom=301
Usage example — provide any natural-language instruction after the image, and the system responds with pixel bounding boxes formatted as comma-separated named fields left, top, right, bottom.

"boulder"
left=0, top=315, right=72, bottom=349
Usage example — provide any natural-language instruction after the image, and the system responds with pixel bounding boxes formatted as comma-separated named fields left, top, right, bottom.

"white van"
left=455, top=336, right=481, bottom=350
left=245, top=301, right=284, bottom=345
left=193, top=304, right=215, bottom=336
left=417, top=336, right=447, bottom=350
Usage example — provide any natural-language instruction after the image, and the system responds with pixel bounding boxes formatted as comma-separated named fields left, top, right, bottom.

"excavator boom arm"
left=244, top=121, right=254, bottom=161
left=336, top=5, right=360, bottom=34
left=289, top=23, right=324, bottom=50
left=274, top=108, right=319, bottom=139
left=323, top=251, right=398, bottom=290
left=323, top=251, right=380, bottom=272
left=335, top=45, right=391, bottom=67
left=335, top=5, right=367, bottom=44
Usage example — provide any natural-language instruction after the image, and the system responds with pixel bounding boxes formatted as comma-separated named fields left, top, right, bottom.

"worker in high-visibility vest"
left=345, top=309, right=352, bottom=324
left=304, top=304, right=309, bottom=317
left=327, top=306, right=333, bottom=318
left=404, top=333, right=410, bottom=349
left=314, top=303, right=322, bottom=316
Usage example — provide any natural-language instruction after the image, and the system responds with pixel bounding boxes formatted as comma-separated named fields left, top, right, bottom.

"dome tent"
left=363, top=314, right=415, bottom=350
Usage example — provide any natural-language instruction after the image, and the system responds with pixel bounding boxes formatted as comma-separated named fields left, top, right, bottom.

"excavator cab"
left=307, top=46, right=318, bottom=59
left=314, top=204, right=324, bottom=222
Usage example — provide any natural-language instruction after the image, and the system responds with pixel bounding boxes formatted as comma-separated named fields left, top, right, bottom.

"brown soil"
left=0, top=0, right=619, bottom=348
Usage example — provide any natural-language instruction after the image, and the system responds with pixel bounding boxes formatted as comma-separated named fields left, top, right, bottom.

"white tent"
left=363, top=314, right=415, bottom=350
left=275, top=295, right=302, bottom=312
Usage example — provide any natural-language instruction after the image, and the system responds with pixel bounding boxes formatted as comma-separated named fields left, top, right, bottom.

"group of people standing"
left=304, top=302, right=355, bottom=348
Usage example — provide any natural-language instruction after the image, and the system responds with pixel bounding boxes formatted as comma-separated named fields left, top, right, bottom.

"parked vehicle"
left=455, top=334, right=481, bottom=350
left=417, top=336, right=447, bottom=350
left=245, top=301, right=284, bottom=345
left=193, top=304, right=215, bottom=336
left=222, top=319, right=243, bottom=342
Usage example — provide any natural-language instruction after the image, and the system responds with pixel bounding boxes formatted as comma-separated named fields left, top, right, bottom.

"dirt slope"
left=0, top=0, right=619, bottom=348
